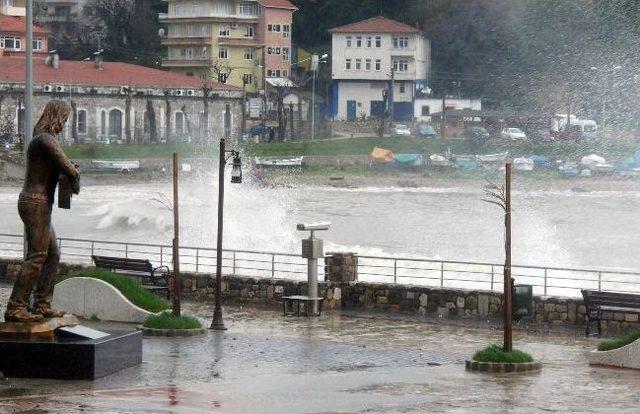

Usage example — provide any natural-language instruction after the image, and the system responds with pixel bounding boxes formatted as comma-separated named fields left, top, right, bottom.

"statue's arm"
left=42, top=135, right=80, bottom=194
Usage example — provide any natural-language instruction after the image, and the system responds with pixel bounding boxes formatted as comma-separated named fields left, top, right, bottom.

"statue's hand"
left=71, top=166, right=81, bottom=195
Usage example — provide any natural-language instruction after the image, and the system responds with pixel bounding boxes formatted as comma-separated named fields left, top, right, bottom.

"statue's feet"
left=34, top=306, right=65, bottom=318
left=4, top=308, right=44, bottom=323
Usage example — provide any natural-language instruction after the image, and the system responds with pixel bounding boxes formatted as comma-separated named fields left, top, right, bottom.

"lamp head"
left=230, top=153, right=242, bottom=184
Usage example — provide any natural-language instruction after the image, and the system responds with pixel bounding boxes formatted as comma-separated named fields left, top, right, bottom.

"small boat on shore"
left=513, top=157, right=534, bottom=171
left=253, top=157, right=304, bottom=169
left=91, top=159, right=140, bottom=173
left=475, top=151, right=508, bottom=163
left=429, top=154, right=453, bottom=168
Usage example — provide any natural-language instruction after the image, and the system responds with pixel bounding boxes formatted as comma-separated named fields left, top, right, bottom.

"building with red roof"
left=0, top=55, right=242, bottom=144
left=328, top=16, right=431, bottom=121
left=0, top=13, right=49, bottom=57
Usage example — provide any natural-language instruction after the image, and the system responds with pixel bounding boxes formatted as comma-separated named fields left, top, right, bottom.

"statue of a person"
left=4, top=100, right=80, bottom=322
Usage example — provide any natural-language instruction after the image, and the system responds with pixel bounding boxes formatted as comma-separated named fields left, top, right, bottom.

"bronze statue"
left=4, top=100, right=80, bottom=323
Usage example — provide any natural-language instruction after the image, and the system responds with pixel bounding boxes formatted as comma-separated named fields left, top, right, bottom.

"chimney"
left=95, top=54, right=104, bottom=70
left=52, top=53, right=59, bottom=69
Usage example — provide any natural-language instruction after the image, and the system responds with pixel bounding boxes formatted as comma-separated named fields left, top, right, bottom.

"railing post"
left=232, top=251, right=236, bottom=275
left=125, top=243, right=129, bottom=258
left=195, top=248, right=200, bottom=273
left=544, top=268, right=548, bottom=296
left=90, top=241, right=95, bottom=257
left=393, top=259, right=397, bottom=284
left=271, top=254, right=275, bottom=278
left=598, top=272, right=602, bottom=291
left=440, top=262, right=444, bottom=287
left=490, top=265, right=494, bottom=291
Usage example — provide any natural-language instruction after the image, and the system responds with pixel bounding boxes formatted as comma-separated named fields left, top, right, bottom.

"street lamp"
left=311, top=53, right=329, bottom=141
left=210, top=138, right=242, bottom=331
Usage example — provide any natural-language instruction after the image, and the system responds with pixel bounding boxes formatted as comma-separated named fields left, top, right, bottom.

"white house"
left=414, top=98, right=482, bottom=122
left=328, top=16, right=430, bottom=121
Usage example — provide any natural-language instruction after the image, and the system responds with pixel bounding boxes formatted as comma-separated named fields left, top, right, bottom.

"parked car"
left=464, top=126, right=490, bottom=145
left=417, top=124, right=437, bottom=138
left=393, top=124, right=412, bottom=137
left=501, top=127, right=527, bottom=140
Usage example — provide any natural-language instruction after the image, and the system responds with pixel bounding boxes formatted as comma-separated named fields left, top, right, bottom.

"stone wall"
left=0, top=257, right=637, bottom=334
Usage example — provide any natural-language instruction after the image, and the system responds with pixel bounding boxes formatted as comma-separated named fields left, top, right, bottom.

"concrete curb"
left=465, top=360, right=542, bottom=373
left=588, top=337, right=640, bottom=369
left=138, top=326, right=206, bottom=337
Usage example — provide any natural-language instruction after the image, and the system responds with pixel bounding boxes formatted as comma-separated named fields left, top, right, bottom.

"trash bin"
left=513, top=284, right=533, bottom=319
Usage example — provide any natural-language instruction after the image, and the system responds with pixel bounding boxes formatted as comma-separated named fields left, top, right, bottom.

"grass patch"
left=142, top=312, right=202, bottom=330
left=60, top=269, right=170, bottom=313
left=63, top=142, right=215, bottom=159
left=473, top=345, right=534, bottom=363
left=598, top=328, right=640, bottom=351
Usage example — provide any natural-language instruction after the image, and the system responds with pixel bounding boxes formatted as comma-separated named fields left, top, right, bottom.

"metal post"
left=271, top=254, right=275, bottom=278
left=440, top=262, right=444, bottom=287
left=211, top=138, right=227, bottom=330
left=393, top=259, right=397, bottom=284
left=91, top=241, right=95, bottom=257
left=125, top=244, right=129, bottom=258
left=598, top=272, right=602, bottom=291
left=307, top=235, right=318, bottom=315
left=311, top=65, right=316, bottom=140
left=490, top=265, right=495, bottom=291
left=232, top=251, right=236, bottom=275
left=544, top=268, right=548, bottom=296
left=504, top=163, right=513, bottom=353
left=160, top=245, right=164, bottom=267
left=172, top=153, right=181, bottom=316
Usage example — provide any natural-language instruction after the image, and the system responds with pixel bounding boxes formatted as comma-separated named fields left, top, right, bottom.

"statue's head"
left=34, top=100, right=71, bottom=137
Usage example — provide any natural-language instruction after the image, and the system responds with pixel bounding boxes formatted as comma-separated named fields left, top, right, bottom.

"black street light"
left=210, top=137, right=242, bottom=331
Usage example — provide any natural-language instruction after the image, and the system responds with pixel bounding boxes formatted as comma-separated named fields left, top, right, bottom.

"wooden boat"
left=475, top=151, right=509, bottom=163
left=91, top=159, right=140, bottom=173
left=253, top=157, right=304, bottom=169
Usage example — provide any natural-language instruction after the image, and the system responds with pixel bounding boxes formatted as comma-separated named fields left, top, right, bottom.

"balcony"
left=159, top=12, right=259, bottom=24
left=38, top=13, right=78, bottom=23
left=161, top=36, right=213, bottom=46
left=217, top=37, right=259, bottom=47
left=163, top=59, right=210, bottom=68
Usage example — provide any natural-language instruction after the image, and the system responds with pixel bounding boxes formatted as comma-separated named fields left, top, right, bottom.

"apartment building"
left=0, top=13, right=49, bottom=57
left=0, top=0, right=24, bottom=16
left=328, top=16, right=430, bottom=121
left=160, top=0, right=296, bottom=93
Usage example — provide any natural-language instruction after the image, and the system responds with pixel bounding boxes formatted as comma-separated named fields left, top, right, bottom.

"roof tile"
left=329, top=16, right=421, bottom=34
left=0, top=13, right=48, bottom=34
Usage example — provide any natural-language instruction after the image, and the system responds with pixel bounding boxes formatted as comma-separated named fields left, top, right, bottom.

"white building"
left=328, top=16, right=430, bottom=121
left=1, top=0, right=25, bottom=16
left=414, top=98, right=482, bottom=122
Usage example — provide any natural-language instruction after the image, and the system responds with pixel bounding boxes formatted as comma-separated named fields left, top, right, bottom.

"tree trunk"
left=289, top=103, right=294, bottom=140
left=181, top=105, right=191, bottom=140
left=202, top=87, right=210, bottom=143
left=70, top=100, right=78, bottom=143
left=125, top=92, right=132, bottom=144
left=164, top=91, right=171, bottom=142
left=146, top=99, right=157, bottom=143
left=277, top=89, right=284, bottom=140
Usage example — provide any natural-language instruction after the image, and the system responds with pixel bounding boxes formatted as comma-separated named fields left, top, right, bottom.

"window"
left=375, top=36, right=381, bottom=47
left=175, top=3, right=185, bottom=16
left=267, top=47, right=273, bottom=54
left=201, top=47, right=207, bottom=58
left=356, top=36, right=362, bottom=47
left=275, top=69, right=281, bottom=77
left=244, top=26, right=254, bottom=37
left=219, top=25, right=230, bottom=36
left=33, top=38, right=42, bottom=51
left=77, top=110, right=87, bottom=134
left=243, top=74, right=253, bottom=85
left=365, top=59, right=371, bottom=70
left=274, top=24, right=281, bottom=32
left=283, top=25, right=290, bottom=38
left=218, top=47, right=228, bottom=59
left=200, top=24, right=209, bottom=36
left=399, top=83, right=405, bottom=94
left=244, top=48, right=254, bottom=60
left=345, top=58, right=352, bottom=70
left=185, top=48, right=194, bottom=59
left=268, top=24, right=273, bottom=31
left=393, top=36, right=409, bottom=48
left=186, top=25, right=194, bottom=36
left=366, top=36, right=372, bottom=47
left=175, top=112, right=185, bottom=134
left=283, top=47, right=290, bottom=60
left=239, top=2, right=258, bottom=15
left=355, top=58, right=361, bottom=70
left=218, top=73, right=228, bottom=83
left=392, top=59, right=409, bottom=72
left=192, top=2, right=201, bottom=15
left=214, top=1, right=231, bottom=15
left=283, top=70, right=288, bottom=76
left=421, top=105, right=430, bottom=116
left=375, top=59, right=381, bottom=71
left=267, top=69, right=273, bottom=77
left=275, top=47, right=281, bottom=55
left=346, top=36, right=352, bottom=47
left=0, top=36, right=21, bottom=50
left=100, top=110, right=106, bottom=136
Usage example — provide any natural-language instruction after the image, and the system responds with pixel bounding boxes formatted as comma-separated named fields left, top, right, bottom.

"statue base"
left=0, top=315, right=80, bottom=339
left=0, top=318, right=142, bottom=379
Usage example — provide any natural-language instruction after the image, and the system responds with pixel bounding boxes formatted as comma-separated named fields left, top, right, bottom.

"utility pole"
left=441, top=92, right=446, bottom=139
left=172, top=153, right=181, bottom=317
left=504, top=162, right=513, bottom=353
left=378, top=89, right=387, bottom=137
left=311, top=54, right=319, bottom=140
left=389, top=67, right=395, bottom=126
left=241, top=78, right=247, bottom=139
left=261, top=46, right=267, bottom=141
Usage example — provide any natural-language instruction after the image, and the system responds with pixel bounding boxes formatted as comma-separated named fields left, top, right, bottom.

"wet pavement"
left=0, top=288, right=639, bottom=413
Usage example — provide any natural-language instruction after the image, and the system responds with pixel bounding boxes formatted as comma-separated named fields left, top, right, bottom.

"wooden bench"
left=282, top=295, right=324, bottom=317
left=92, top=255, right=170, bottom=299
left=581, top=289, right=640, bottom=336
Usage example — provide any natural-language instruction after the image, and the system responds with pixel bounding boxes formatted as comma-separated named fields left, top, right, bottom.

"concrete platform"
left=0, top=330, right=142, bottom=379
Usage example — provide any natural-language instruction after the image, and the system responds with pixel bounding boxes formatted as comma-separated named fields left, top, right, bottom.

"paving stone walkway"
left=0, top=285, right=638, bottom=413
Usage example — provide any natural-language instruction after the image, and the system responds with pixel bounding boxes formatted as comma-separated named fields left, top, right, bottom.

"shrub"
left=60, top=269, right=170, bottom=313
left=143, top=312, right=202, bottom=330
left=598, top=328, right=640, bottom=351
left=473, top=345, right=534, bottom=363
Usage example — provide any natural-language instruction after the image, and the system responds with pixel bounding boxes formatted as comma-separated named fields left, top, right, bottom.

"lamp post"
left=210, top=137, right=242, bottom=331
left=310, top=53, right=328, bottom=141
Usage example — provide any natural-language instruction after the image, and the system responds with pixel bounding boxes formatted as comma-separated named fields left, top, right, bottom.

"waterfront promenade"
left=0, top=283, right=637, bottom=413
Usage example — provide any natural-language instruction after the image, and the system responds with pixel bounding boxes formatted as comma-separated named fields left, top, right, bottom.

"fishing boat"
left=475, top=151, right=508, bottom=163
left=513, top=157, right=534, bottom=171
left=91, top=159, right=140, bottom=173
left=253, top=157, right=304, bottom=169
left=429, top=154, right=453, bottom=168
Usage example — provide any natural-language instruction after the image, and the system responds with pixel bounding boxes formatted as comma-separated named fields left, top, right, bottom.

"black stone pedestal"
left=0, top=330, right=142, bottom=379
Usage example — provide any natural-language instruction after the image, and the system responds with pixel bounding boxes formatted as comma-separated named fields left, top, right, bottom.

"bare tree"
left=70, top=100, right=79, bottom=143
left=145, top=99, right=158, bottom=143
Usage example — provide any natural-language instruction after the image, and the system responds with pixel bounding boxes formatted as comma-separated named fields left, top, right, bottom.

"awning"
left=266, top=77, right=295, bottom=87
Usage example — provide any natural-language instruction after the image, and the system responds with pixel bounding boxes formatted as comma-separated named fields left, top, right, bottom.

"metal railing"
left=2, top=233, right=640, bottom=297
